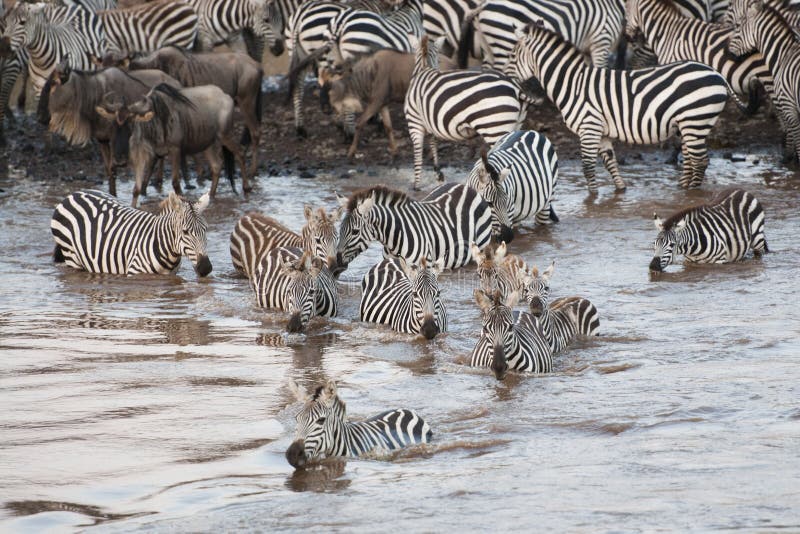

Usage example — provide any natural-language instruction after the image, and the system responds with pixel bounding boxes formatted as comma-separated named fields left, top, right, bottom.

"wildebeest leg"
left=99, top=142, right=117, bottom=196
left=222, top=135, right=250, bottom=193
left=132, top=153, right=157, bottom=208
left=204, top=145, right=224, bottom=198
left=598, top=137, right=626, bottom=192
left=380, top=107, right=397, bottom=157
left=170, top=151, right=183, bottom=196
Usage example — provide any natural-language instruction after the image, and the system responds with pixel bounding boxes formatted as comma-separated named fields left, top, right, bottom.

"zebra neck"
left=371, top=203, right=412, bottom=253
left=537, top=309, right=553, bottom=339
left=342, top=420, right=389, bottom=456
left=753, top=10, right=796, bottom=73
left=639, top=1, right=678, bottom=54
left=153, top=212, right=183, bottom=265
left=536, top=38, right=591, bottom=111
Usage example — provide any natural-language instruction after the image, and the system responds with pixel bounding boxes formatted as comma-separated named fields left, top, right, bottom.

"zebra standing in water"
left=51, top=190, right=212, bottom=276
left=187, top=0, right=285, bottom=58
left=360, top=257, right=447, bottom=340
left=286, top=379, right=433, bottom=468
left=459, top=0, right=626, bottom=68
left=727, top=0, right=800, bottom=164
left=464, top=130, right=559, bottom=240
left=230, top=205, right=342, bottom=278
left=470, top=289, right=552, bottom=380
left=517, top=262, right=600, bottom=353
left=0, top=17, right=28, bottom=145
left=471, top=241, right=527, bottom=299
left=625, top=0, right=772, bottom=115
left=95, top=0, right=199, bottom=55
left=252, top=248, right=339, bottom=332
left=650, top=188, right=768, bottom=272
left=336, top=184, right=494, bottom=271
left=505, top=23, right=731, bottom=192
left=405, top=35, right=529, bottom=190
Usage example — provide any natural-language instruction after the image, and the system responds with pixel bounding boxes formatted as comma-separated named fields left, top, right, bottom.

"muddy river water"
left=1, top=150, right=799, bottom=532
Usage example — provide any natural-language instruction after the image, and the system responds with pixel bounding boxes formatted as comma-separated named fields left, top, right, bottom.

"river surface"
left=1, top=150, right=799, bottom=532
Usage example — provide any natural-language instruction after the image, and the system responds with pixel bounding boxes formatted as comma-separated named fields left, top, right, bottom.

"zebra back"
left=98, top=0, right=199, bottom=54
left=230, top=212, right=303, bottom=278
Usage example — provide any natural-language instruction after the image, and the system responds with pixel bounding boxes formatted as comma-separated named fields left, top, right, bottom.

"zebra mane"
left=660, top=188, right=738, bottom=231
left=346, top=185, right=409, bottom=211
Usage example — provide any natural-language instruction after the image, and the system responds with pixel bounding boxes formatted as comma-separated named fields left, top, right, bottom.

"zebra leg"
left=599, top=138, right=626, bottom=192
left=429, top=137, right=444, bottom=182
left=680, top=134, right=709, bottom=189
left=409, top=128, right=425, bottom=191
left=578, top=129, right=601, bottom=193
left=535, top=200, right=557, bottom=225
left=292, top=67, right=307, bottom=138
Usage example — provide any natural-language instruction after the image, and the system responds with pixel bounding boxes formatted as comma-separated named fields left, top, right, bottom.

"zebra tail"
left=457, top=0, right=487, bottom=68
left=223, top=146, right=237, bottom=194
left=549, top=204, right=559, bottom=223
left=53, top=244, right=65, bottom=263
left=726, top=83, right=751, bottom=114
left=37, top=77, right=52, bottom=126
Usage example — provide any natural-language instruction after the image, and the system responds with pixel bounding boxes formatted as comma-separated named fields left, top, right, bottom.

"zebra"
left=470, top=241, right=527, bottom=299
left=285, top=379, right=433, bottom=468
left=405, top=35, right=529, bottom=190
left=672, top=0, right=730, bottom=20
left=94, top=0, right=199, bottom=55
left=625, top=0, right=772, bottom=115
left=422, top=0, right=482, bottom=60
left=230, top=205, right=342, bottom=279
left=727, top=0, right=800, bottom=163
left=470, top=289, right=552, bottom=380
left=335, top=183, right=493, bottom=271
left=505, top=23, right=731, bottom=192
left=464, top=130, right=559, bottom=241
left=0, top=17, right=28, bottom=145
left=517, top=262, right=600, bottom=353
left=458, top=0, right=626, bottom=69
left=650, top=188, right=768, bottom=272
left=51, top=190, right=212, bottom=276
left=187, top=0, right=285, bottom=59
left=251, top=247, right=339, bottom=332
left=360, top=257, right=447, bottom=339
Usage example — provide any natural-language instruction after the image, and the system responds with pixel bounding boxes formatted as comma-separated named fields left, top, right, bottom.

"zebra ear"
left=194, top=192, right=210, bottom=213
left=398, top=256, right=415, bottom=279
left=495, top=241, right=507, bottom=261
left=167, top=191, right=182, bottom=211
left=470, top=242, right=485, bottom=265
left=433, top=258, right=445, bottom=275
left=474, top=288, right=493, bottom=311
left=747, top=0, right=764, bottom=12
left=329, top=206, right=344, bottom=222
left=497, top=168, right=511, bottom=183
left=505, top=290, right=520, bottom=308
left=303, top=204, right=314, bottom=223
left=542, top=261, right=555, bottom=282
left=356, top=196, right=374, bottom=216
left=653, top=213, right=664, bottom=231
left=287, top=379, right=310, bottom=403
left=320, top=380, right=337, bottom=402
left=335, top=192, right=348, bottom=210
left=675, top=218, right=688, bottom=233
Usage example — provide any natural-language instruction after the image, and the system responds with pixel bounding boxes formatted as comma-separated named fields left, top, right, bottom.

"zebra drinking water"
left=286, top=379, right=433, bottom=468
left=360, top=257, right=447, bottom=339
left=470, top=289, right=552, bottom=380
left=650, top=188, right=768, bottom=272
left=505, top=22, right=732, bottom=192
left=464, top=130, right=559, bottom=238
left=51, top=190, right=212, bottom=277
left=336, top=183, right=493, bottom=271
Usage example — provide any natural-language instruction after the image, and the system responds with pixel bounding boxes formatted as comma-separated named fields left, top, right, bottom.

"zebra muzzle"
left=649, top=257, right=663, bottom=272
left=195, top=255, right=212, bottom=277
left=287, top=313, right=305, bottom=333
left=496, top=225, right=514, bottom=245
left=286, top=440, right=307, bottom=468
left=492, top=345, right=508, bottom=381
left=528, top=297, right=544, bottom=316
left=0, top=37, right=11, bottom=58
left=420, top=317, right=439, bottom=340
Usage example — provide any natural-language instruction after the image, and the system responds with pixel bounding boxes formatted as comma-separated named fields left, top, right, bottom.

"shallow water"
left=1, top=150, right=799, bottom=532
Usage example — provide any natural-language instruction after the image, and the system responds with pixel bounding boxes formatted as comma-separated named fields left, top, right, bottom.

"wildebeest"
left=38, top=60, right=180, bottom=197
left=101, top=46, right=264, bottom=176
left=98, top=83, right=248, bottom=207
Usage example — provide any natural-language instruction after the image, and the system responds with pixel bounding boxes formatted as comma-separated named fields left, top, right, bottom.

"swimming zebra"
left=650, top=188, right=768, bottom=272
left=230, top=205, right=342, bottom=278
left=360, top=257, right=447, bottom=339
left=625, top=0, right=772, bottom=114
left=470, top=241, right=527, bottom=299
left=286, top=379, right=433, bottom=468
left=51, top=190, right=212, bottom=276
left=470, top=289, right=552, bottom=380
left=506, top=23, right=731, bottom=192
left=322, top=0, right=423, bottom=73
left=458, top=0, right=626, bottom=69
left=517, top=262, right=600, bottom=353
left=187, top=0, right=285, bottom=58
left=95, top=0, right=199, bottom=55
left=464, top=130, right=559, bottom=240
left=336, top=183, right=493, bottom=271
left=727, top=0, right=800, bottom=163
left=252, top=248, right=338, bottom=332
left=405, top=35, right=529, bottom=190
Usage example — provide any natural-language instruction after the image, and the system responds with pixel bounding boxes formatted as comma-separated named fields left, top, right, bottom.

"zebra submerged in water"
left=650, top=188, right=768, bottom=272
left=360, top=257, right=447, bottom=340
left=51, top=190, right=212, bottom=276
left=286, top=379, right=433, bottom=468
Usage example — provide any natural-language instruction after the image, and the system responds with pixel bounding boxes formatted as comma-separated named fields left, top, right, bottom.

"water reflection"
left=285, top=460, right=350, bottom=493
left=4, top=500, right=138, bottom=525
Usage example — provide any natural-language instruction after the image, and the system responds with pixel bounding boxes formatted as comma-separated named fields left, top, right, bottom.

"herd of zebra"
left=22, top=0, right=782, bottom=467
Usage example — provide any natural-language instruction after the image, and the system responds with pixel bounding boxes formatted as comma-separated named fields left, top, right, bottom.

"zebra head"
left=336, top=191, right=376, bottom=271
left=475, top=288, right=519, bottom=380
left=505, top=23, right=546, bottom=83
left=400, top=256, right=445, bottom=340
left=471, top=241, right=515, bottom=297
left=282, top=251, right=325, bottom=333
left=286, top=379, right=346, bottom=468
left=727, top=0, right=762, bottom=57
left=650, top=213, right=687, bottom=272
left=624, top=0, right=644, bottom=43
left=0, top=3, right=32, bottom=58
left=301, top=205, right=343, bottom=275
left=468, top=148, right=514, bottom=243
left=521, top=261, right=554, bottom=316
left=162, top=192, right=212, bottom=277
left=252, top=0, right=286, bottom=56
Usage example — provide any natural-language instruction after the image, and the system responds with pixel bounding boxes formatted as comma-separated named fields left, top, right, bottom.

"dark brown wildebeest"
left=38, top=60, right=180, bottom=196
left=101, top=46, right=264, bottom=177
left=99, top=83, right=248, bottom=207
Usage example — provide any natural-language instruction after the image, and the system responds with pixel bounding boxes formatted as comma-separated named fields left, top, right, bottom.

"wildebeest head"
left=94, top=91, right=133, bottom=165
left=475, top=288, right=519, bottom=380
left=285, top=379, right=345, bottom=468
left=521, top=261, right=554, bottom=316
left=650, top=213, right=686, bottom=272
left=160, top=191, right=212, bottom=277
left=281, top=251, right=324, bottom=333
left=399, top=256, right=445, bottom=340
left=469, top=147, right=514, bottom=244
left=301, top=205, right=343, bottom=275
left=334, top=191, right=375, bottom=271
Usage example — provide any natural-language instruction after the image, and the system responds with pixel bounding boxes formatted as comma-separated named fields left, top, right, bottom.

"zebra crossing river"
left=1, top=150, right=799, bottom=531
